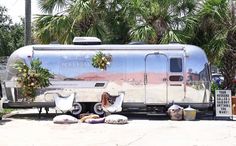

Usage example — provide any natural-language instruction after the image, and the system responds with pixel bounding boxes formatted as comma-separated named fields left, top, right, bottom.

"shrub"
left=14, top=58, right=54, bottom=102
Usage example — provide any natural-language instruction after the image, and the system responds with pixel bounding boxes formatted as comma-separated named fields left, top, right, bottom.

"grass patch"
left=1, top=108, right=14, bottom=116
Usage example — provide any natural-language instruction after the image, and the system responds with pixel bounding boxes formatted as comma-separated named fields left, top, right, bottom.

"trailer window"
left=170, top=58, right=182, bottom=72
left=95, top=82, right=105, bottom=87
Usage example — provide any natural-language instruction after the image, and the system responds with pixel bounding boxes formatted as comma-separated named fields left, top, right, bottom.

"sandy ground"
left=0, top=110, right=236, bottom=146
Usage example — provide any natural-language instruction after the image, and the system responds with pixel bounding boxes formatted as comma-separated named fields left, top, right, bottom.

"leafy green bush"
left=14, top=58, right=54, bottom=102
left=211, top=82, right=221, bottom=98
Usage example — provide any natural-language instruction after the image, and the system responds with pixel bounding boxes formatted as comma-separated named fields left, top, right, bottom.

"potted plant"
left=92, top=51, right=112, bottom=71
left=14, top=58, right=54, bottom=102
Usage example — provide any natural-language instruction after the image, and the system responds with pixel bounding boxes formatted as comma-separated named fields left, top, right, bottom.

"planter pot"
left=183, top=106, right=197, bottom=121
left=167, top=104, right=183, bottom=120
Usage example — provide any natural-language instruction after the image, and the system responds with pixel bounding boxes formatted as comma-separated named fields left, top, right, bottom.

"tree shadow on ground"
left=3, top=111, right=233, bottom=122
left=0, top=119, right=12, bottom=125
left=5, top=113, right=57, bottom=121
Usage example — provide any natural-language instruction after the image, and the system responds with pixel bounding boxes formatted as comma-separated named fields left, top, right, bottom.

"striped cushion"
left=105, top=114, right=128, bottom=124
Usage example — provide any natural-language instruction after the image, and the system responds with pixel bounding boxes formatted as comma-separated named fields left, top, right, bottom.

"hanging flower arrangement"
left=14, top=58, right=54, bottom=102
left=92, top=51, right=112, bottom=71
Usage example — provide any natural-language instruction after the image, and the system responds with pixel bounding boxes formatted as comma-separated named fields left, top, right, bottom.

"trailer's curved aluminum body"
left=4, top=44, right=211, bottom=109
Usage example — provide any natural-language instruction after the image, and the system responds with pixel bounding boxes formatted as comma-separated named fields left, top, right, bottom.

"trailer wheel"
left=91, top=102, right=104, bottom=116
left=71, top=102, right=84, bottom=116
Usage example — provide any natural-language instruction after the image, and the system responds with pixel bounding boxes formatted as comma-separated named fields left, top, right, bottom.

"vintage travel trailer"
left=1, top=37, right=212, bottom=115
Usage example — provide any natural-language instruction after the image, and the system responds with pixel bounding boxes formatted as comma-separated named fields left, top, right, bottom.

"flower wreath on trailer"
left=92, top=51, right=112, bottom=71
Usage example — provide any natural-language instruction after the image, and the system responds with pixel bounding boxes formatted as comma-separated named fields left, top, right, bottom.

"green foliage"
left=211, top=82, right=220, bottom=97
left=38, top=0, right=67, bottom=14
left=124, top=0, right=198, bottom=43
left=34, top=0, right=132, bottom=44
left=34, top=0, right=103, bottom=44
left=0, top=6, right=24, bottom=56
left=14, top=58, right=54, bottom=101
left=0, top=108, right=14, bottom=117
left=36, top=0, right=193, bottom=44
left=195, top=0, right=236, bottom=92
left=92, top=51, right=112, bottom=71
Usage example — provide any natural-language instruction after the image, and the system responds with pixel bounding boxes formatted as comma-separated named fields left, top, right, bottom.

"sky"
left=0, top=0, right=42, bottom=23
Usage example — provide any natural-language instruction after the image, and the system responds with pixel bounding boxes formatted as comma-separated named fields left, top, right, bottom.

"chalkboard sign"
left=215, top=90, right=232, bottom=117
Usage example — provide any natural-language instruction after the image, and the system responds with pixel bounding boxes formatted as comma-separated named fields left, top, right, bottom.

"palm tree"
left=34, top=0, right=133, bottom=44
left=34, top=0, right=199, bottom=44
left=189, top=0, right=229, bottom=63
left=220, top=0, right=236, bottom=92
left=34, top=0, right=106, bottom=44
left=192, top=0, right=236, bottom=92
left=123, top=0, right=198, bottom=44
left=100, top=0, right=132, bottom=43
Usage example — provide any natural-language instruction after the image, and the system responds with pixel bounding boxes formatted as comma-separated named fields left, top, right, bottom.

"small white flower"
left=106, top=62, right=110, bottom=65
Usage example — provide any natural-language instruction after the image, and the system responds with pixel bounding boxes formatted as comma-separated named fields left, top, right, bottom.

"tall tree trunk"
left=230, top=0, right=235, bottom=24
left=24, top=0, right=31, bottom=45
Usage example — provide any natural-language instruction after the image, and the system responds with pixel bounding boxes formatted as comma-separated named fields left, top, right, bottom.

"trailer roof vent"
left=73, top=37, right=101, bottom=45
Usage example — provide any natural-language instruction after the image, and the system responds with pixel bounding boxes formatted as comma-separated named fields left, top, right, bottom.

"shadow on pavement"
left=3, top=110, right=233, bottom=122
left=0, top=119, right=12, bottom=125
left=7, top=113, right=57, bottom=121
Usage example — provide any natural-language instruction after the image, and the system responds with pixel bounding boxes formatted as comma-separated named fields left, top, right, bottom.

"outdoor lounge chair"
left=54, top=93, right=75, bottom=113
left=102, top=91, right=125, bottom=114
left=44, top=92, right=75, bottom=113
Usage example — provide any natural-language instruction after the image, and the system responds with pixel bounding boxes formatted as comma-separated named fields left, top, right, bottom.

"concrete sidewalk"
left=0, top=111, right=236, bottom=146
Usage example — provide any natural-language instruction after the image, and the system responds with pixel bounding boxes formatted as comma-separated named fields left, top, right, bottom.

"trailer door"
left=145, top=53, right=168, bottom=104
left=168, top=57, right=185, bottom=103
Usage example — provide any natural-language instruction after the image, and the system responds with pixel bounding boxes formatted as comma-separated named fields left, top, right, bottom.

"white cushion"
left=105, top=114, right=128, bottom=124
left=85, top=118, right=105, bottom=124
left=53, top=115, right=78, bottom=124
left=54, top=93, right=75, bottom=112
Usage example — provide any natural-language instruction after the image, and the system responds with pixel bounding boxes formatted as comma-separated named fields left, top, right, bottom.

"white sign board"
left=215, top=90, right=232, bottom=117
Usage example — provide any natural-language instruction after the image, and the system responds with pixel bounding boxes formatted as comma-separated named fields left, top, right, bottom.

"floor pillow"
left=105, top=114, right=128, bottom=124
left=85, top=117, right=105, bottom=124
left=53, top=115, right=78, bottom=124
left=80, top=114, right=100, bottom=123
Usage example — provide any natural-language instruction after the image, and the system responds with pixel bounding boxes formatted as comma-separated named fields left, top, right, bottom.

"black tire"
left=90, top=102, right=104, bottom=116
left=71, top=102, right=85, bottom=116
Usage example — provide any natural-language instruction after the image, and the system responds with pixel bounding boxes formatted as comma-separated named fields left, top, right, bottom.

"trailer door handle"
left=144, top=73, right=147, bottom=85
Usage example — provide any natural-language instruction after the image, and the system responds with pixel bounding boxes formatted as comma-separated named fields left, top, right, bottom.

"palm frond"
left=87, top=23, right=106, bottom=41
left=38, top=0, right=70, bottom=14
left=161, top=30, right=187, bottom=44
left=34, top=14, right=73, bottom=44
left=130, top=24, right=156, bottom=43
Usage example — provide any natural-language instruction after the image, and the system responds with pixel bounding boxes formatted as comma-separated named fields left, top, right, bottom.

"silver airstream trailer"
left=2, top=37, right=212, bottom=115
